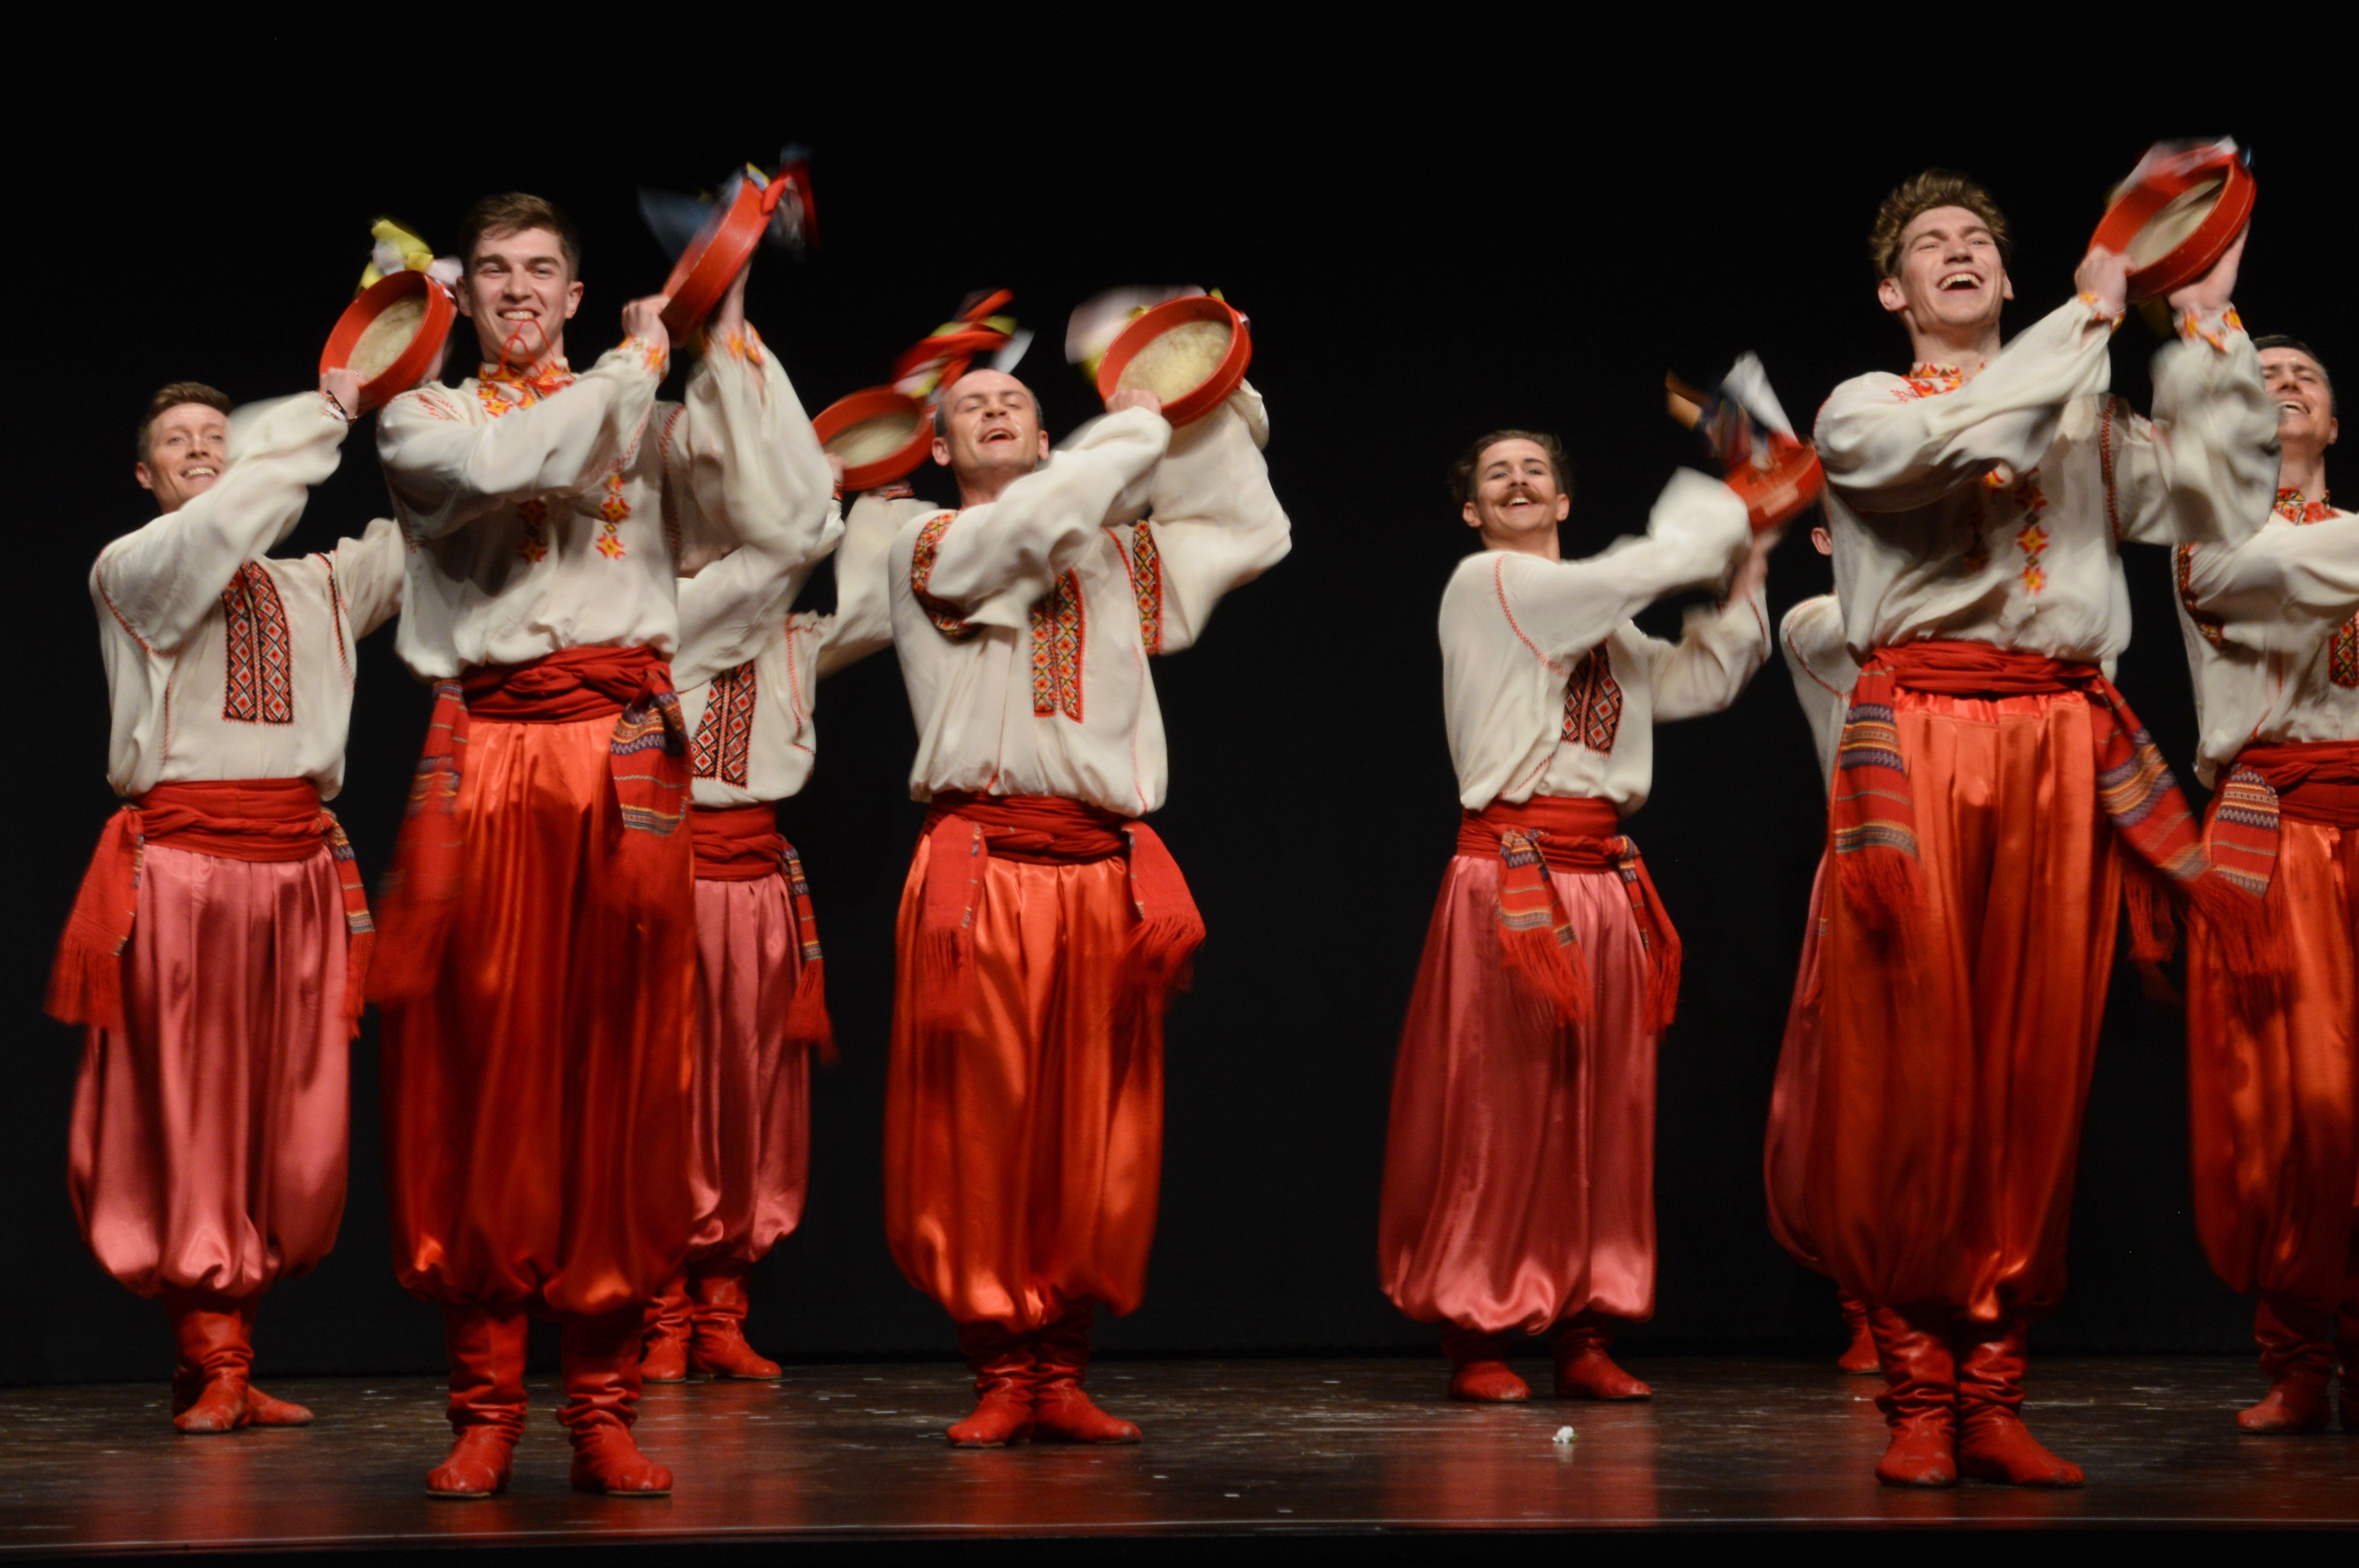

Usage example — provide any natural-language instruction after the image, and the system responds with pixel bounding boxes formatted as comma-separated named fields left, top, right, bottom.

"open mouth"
left=2278, top=400, right=2309, bottom=417
left=185, top=465, right=218, bottom=480
left=980, top=427, right=1015, bottom=445
left=1938, top=270, right=1982, bottom=293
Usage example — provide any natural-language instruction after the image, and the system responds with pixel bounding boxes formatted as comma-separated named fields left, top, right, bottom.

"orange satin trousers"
left=380, top=714, right=696, bottom=1319
left=1811, top=690, right=2121, bottom=1321
left=883, top=835, right=1163, bottom=1332
left=2187, top=813, right=2358, bottom=1314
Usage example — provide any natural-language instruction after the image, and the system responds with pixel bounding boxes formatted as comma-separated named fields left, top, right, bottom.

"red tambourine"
left=1094, top=295, right=1252, bottom=428
left=2089, top=141, right=2256, bottom=305
left=660, top=165, right=812, bottom=341
left=321, top=270, right=457, bottom=410
left=813, top=387, right=932, bottom=492
left=1724, top=436, right=1825, bottom=534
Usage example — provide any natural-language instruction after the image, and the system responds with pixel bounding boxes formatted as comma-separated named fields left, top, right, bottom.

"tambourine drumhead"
left=660, top=173, right=778, bottom=342
left=813, top=387, right=931, bottom=492
left=1094, top=296, right=1252, bottom=428
left=321, top=270, right=456, bottom=410
left=2089, top=141, right=2255, bottom=305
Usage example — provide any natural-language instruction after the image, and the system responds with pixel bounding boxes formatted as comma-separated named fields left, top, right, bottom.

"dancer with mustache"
left=53, top=369, right=401, bottom=1432
left=2172, top=334, right=2359, bottom=1434
left=372, top=194, right=838, bottom=1498
left=1808, top=170, right=2277, bottom=1489
left=1377, top=429, right=1780, bottom=1402
left=877, top=368, right=1289, bottom=1446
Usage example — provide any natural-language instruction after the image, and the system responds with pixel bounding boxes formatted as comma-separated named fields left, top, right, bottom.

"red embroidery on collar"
left=475, top=360, right=576, bottom=418
left=2274, top=487, right=2335, bottom=524
left=1897, top=363, right=1967, bottom=399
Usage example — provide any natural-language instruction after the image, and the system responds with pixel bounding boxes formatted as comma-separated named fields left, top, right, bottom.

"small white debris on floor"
left=1551, top=1426, right=1576, bottom=1444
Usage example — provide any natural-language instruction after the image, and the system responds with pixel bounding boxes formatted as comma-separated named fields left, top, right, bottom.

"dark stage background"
left=8, top=72, right=2346, bottom=1384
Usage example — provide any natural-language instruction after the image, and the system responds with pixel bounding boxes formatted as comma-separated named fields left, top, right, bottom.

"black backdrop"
left=9, top=67, right=2347, bottom=1385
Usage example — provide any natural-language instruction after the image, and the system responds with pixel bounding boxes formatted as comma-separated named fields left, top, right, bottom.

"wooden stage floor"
left=2, top=1356, right=2352, bottom=1556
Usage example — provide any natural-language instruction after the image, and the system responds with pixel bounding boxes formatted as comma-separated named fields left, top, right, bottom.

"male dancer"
left=1760, top=527, right=1878, bottom=1375
left=56, top=369, right=402, bottom=1431
left=881, top=368, right=1289, bottom=1445
left=1378, top=432, right=1775, bottom=1401
left=1809, top=171, right=2276, bottom=1488
left=2173, top=334, right=2359, bottom=1433
left=642, top=463, right=895, bottom=1382
left=373, top=195, right=835, bottom=1497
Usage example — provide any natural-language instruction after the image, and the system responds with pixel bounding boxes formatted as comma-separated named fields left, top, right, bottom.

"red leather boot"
left=1030, top=1304, right=1142, bottom=1444
left=947, top=1321, right=1035, bottom=1446
left=1954, top=1317, right=2083, bottom=1487
left=235, top=1298, right=313, bottom=1426
left=562, top=1310, right=672, bottom=1495
left=688, top=1265, right=782, bottom=1379
left=1837, top=1293, right=1882, bottom=1375
left=1869, top=1306, right=1956, bottom=1488
left=426, top=1306, right=526, bottom=1499
left=164, top=1290, right=250, bottom=1434
left=1441, top=1327, right=1529, bottom=1401
left=641, top=1268, right=692, bottom=1384
left=1552, top=1315, right=1650, bottom=1400
left=2240, top=1295, right=2333, bottom=1433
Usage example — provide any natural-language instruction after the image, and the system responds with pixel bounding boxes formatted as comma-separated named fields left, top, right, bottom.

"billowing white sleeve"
left=2179, top=518, right=2359, bottom=655
left=1650, top=583, right=1772, bottom=722
left=1131, top=384, right=1291, bottom=653
left=1816, top=296, right=2114, bottom=513
left=377, top=340, right=663, bottom=541
left=816, top=490, right=918, bottom=678
left=665, top=328, right=839, bottom=570
left=93, top=392, right=352, bottom=653
left=2104, top=315, right=2279, bottom=547
left=915, top=406, right=1170, bottom=630
left=1780, top=595, right=1858, bottom=791
left=1492, top=470, right=1750, bottom=660
left=329, top=518, right=407, bottom=638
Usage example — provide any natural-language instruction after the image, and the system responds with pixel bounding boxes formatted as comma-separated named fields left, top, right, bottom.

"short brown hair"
left=459, top=192, right=581, bottom=277
left=2253, top=334, right=2335, bottom=414
left=1451, top=429, right=1573, bottom=508
left=138, top=381, right=232, bottom=461
left=1869, top=170, right=2012, bottom=279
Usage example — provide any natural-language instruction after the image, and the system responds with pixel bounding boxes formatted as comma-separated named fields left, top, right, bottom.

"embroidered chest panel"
left=221, top=562, right=293, bottom=724
left=1124, top=524, right=1164, bottom=654
left=692, top=661, right=758, bottom=784
left=910, top=512, right=979, bottom=641
left=1030, top=571, right=1087, bottom=720
left=2175, top=544, right=2228, bottom=649
left=2282, top=493, right=2359, bottom=689
left=1562, top=644, right=1623, bottom=754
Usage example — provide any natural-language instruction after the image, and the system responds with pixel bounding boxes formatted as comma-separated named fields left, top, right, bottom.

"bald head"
left=931, top=368, right=1050, bottom=506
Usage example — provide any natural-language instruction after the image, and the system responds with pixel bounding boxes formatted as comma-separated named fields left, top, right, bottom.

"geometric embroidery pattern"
left=1124, top=523, right=1165, bottom=654
left=1030, top=570, right=1086, bottom=720
left=1561, top=644, right=1622, bottom=754
left=2011, top=468, right=2050, bottom=594
left=692, top=660, right=758, bottom=784
left=911, top=512, right=979, bottom=641
left=221, top=561, right=293, bottom=724
left=2279, top=488, right=2356, bottom=688
left=2175, top=543, right=2228, bottom=649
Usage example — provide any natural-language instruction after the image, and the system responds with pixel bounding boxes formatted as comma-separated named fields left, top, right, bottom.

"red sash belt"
left=1457, top=796, right=1681, bottom=1034
left=2233, top=740, right=2359, bottom=828
left=1832, top=638, right=2277, bottom=1008
left=369, top=645, right=691, bottom=1004
left=692, top=803, right=834, bottom=1058
left=914, top=791, right=1204, bottom=1031
left=46, top=779, right=373, bottom=1036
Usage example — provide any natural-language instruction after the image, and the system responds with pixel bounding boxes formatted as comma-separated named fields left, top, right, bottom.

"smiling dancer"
left=54, top=370, right=401, bottom=1433
left=1760, top=527, right=1878, bottom=1376
left=1378, top=429, right=1779, bottom=1403
left=640, top=462, right=896, bottom=1384
left=878, top=368, right=1289, bottom=1446
left=2173, top=334, right=2359, bottom=1435
left=372, top=195, right=836, bottom=1497
left=1809, top=171, right=2276, bottom=1489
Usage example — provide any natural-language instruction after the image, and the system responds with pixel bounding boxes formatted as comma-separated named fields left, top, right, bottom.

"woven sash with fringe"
left=914, top=791, right=1203, bottom=1035
left=2209, top=739, right=2359, bottom=881
left=692, top=801, right=834, bottom=1060
left=370, top=645, right=690, bottom=1003
left=47, top=778, right=373, bottom=1037
left=1830, top=639, right=2280, bottom=1008
left=1457, top=795, right=1682, bottom=1034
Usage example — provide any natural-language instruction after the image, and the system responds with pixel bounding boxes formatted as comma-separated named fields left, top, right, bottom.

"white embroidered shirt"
left=1779, top=593, right=1862, bottom=793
